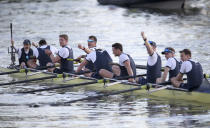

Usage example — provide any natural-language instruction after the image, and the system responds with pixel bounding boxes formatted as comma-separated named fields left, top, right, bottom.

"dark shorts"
left=91, top=67, right=113, bottom=79
left=85, top=64, right=94, bottom=71
left=137, top=77, right=148, bottom=85
left=179, top=83, right=199, bottom=91
left=91, top=72, right=102, bottom=79
left=120, top=70, right=129, bottom=77
left=179, top=83, right=190, bottom=90
left=53, top=68, right=63, bottom=74
left=53, top=68, right=75, bottom=74
left=119, top=66, right=129, bottom=77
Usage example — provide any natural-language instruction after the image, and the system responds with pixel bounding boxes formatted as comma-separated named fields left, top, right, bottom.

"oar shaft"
left=0, top=70, right=19, bottom=75
left=20, top=81, right=97, bottom=93
left=136, top=65, right=164, bottom=71
left=0, top=75, right=57, bottom=86
left=64, top=87, right=142, bottom=104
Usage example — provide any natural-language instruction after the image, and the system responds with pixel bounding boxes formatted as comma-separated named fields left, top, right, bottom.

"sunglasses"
left=87, top=39, right=94, bottom=42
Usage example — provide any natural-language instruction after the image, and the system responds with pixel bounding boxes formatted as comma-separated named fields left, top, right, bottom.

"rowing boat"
left=0, top=66, right=210, bottom=105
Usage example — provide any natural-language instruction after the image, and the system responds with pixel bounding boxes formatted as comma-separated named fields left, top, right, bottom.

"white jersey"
left=148, top=52, right=158, bottom=66
left=119, top=53, right=129, bottom=66
left=180, top=59, right=194, bottom=74
left=58, top=45, right=72, bottom=59
left=17, top=48, right=38, bottom=59
left=165, top=57, right=177, bottom=70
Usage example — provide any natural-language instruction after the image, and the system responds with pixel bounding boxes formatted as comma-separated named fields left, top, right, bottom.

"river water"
left=0, top=0, right=210, bottom=127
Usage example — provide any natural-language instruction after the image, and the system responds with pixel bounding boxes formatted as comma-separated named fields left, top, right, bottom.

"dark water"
left=0, top=0, right=210, bottom=127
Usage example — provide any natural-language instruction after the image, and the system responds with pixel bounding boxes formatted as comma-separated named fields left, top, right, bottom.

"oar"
left=0, top=64, right=60, bottom=75
left=53, top=86, right=143, bottom=105
left=19, top=81, right=98, bottom=93
left=67, top=58, right=83, bottom=63
left=54, top=81, right=174, bottom=105
left=0, top=69, right=98, bottom=87
left=8, top=23, right=16, bottom=68
left=0, top=74, right=63, bottom=87
left=19, top=74, right=142, bottom=93
left=35, top=63, right=60, bottom=70
left=103, top=74, right=146, bottom=87
left=0, top=69, right=25, bottom=75
left=136, top=65, right=164, bottom=71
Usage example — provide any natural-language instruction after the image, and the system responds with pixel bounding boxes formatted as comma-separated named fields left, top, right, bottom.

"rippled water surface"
left=0, top=0, right=210, bottom=127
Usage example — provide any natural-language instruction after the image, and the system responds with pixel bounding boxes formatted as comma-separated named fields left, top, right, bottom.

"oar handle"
left=136, top=65, right=164, bottom=71
left=19, top=81, right=97, bottom=93
left=67, top=58, right=83, bottom=63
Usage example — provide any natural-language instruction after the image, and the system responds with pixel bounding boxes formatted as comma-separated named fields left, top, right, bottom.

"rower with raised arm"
left=171, top=49, right=203, bottom=91
left=76, top=45, right=113, bottom=79
left=46, top=34, right=74, bottom=74
left=136, top=32, right=162, bottom=84
left=32, top=39, right=58, bottom=67
left=111, top=43, right=136, bottom=82
left=12, top=39, right=38, bottom=68
left=77, top=36, right=98, bottom=72
left=156, top=47, right=180, bottom=83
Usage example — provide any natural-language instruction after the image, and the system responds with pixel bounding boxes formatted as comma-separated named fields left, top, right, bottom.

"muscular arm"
left=141, top=32, right=154, bottom=56
left=50, top=54, right=61, bottom=63
left=161, top=67, right=170, bottom=82
left=175, top=73, right=184, bottom=81
left=124, top=60, right=134, bottom=77
left=76, top=59, right=88, bottom=73
left=83, top=48, right=92, bottom=54
left=78, top=44, right=92, bottom=54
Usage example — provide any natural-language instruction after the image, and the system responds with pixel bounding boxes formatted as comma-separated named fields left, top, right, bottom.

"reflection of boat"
left=0, top=66, right=210, bottom=105
left=97, top=0, right=185, bottom=10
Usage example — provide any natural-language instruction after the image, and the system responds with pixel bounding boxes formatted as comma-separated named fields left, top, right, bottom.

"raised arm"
left=141, top=32, right=154, bottom=56
left=32, top=42, right=38, bottom=48
left=78, top=44, right=92, bottom=54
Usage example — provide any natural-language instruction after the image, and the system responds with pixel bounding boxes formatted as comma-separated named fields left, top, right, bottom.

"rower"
left=111, top=43, right=136, bottom=82
left=77, top=35, right=98, bottom=72
left=156, top=47, right=180, bottom=83
left=32, top=39, right=58, bottom=67
left=76, top=47, right=113, bottom=79
left=12, top=39, right=38, bottom=68
left=171, top=49, right=203, bottom=91
left=46, top=34, right=74, bottom=73
left=136, top=32, right=162, bottom=84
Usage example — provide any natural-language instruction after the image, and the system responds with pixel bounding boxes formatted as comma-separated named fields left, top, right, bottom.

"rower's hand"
left=141, top=32, right=147, bottom=41
left=32, top=42, right=38, bottom=48
left=75, top=55, right=84, bottom=62
left=46, top=63, right=55, bottom=72
left=45, top=49, right=52, bottom=56
left=78, top=44, right=84, bottom=50
left=156, top=78, right=162, bottom=84
left=20, top=62, right=26, bottom=69
left=128, top=78, right=135, bottom=83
